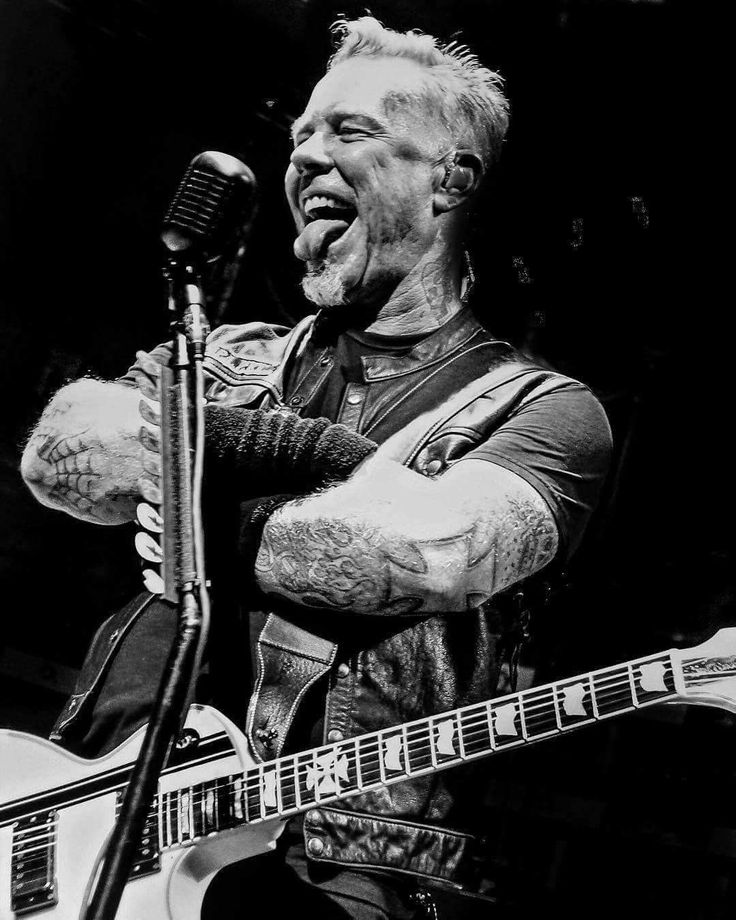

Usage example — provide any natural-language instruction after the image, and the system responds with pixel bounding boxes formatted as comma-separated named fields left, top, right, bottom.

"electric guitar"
left=2, top=629, right=735, bottom=920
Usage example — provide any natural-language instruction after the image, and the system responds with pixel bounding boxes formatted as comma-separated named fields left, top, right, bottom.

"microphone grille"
left=162, top=151, right=256, bottom=258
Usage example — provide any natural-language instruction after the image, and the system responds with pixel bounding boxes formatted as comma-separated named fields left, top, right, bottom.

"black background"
left=0, top=1, right=730, bottom=916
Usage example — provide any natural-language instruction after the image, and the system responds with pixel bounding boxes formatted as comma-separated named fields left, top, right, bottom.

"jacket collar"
left=354, top=307, right=491, bottom=382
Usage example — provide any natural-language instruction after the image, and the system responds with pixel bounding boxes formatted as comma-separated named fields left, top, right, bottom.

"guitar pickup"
left=11, top=811, right=58, bottom=915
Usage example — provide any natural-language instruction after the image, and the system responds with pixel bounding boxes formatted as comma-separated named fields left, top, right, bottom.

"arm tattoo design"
left=256, top=493, right=558, bottom=615
left=34, top=428, right=106, bottom=520
left=256, top=517, right=428, bottom=615
left=29, top=424, right=138, bottom=523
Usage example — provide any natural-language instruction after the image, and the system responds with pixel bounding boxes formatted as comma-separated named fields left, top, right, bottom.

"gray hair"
left=328, top=17, right=510, bottom=169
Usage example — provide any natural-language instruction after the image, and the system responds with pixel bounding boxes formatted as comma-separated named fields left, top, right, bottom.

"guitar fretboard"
left=157, top=649, right=678, bottom=849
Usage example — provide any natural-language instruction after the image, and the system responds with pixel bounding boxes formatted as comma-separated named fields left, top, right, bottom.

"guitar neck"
left=156, top=648, right=680, bottom=849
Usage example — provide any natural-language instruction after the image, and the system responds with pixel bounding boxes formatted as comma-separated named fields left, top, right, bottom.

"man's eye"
left=338, top=126, right=367, bottom=139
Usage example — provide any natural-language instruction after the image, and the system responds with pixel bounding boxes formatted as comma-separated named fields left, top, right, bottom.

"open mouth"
left=294, top=194, right=359, bottom=262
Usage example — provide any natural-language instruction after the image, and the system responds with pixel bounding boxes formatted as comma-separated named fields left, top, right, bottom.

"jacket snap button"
left=306, top=809, right=320, bottom=823
left=425, top=458, right=443, bottom=476
left=327, top=728, right=344, bottom=743
left=346, top=392, right=363, bottom=405
left=336, top=663, right=350, bottom=678
left=289, top=395, right=303, bottom=406
left=307, top=837, right=324, bottom=856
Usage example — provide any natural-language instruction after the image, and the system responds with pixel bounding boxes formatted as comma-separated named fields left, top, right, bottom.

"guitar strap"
left=246, top=613, right=337, bottom=762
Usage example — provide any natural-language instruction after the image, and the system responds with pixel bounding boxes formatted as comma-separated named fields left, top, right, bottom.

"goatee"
left=301, top=261, right=348, bottom=309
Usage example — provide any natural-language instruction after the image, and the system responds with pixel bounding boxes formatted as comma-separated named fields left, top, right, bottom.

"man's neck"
left=359, top=253, right=465, bottom=337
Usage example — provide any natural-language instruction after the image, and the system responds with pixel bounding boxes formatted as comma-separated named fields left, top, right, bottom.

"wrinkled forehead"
left=293, top=57, right=445, bottom=144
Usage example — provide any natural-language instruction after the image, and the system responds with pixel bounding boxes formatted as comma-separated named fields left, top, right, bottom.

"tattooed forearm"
left=256, top=517, right=429, bottom=615
left=21, top=378, right=147, bottom=524
left=254, top=465, right=559, bottom=615
left=33, top=428, right=108, bottom=522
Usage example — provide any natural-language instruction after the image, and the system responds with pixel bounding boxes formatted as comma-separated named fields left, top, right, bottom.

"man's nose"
left=290, top=132, right=333, bottom=175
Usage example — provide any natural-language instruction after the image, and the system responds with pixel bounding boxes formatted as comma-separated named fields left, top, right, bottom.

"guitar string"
left=15, top=663, right=727, bottom=867
left=158, top=672, right=683, bottom=838
left=184, top=662, right=736, bottom=828
left=6, top=661, right=684, bottom=839
left=74, top=674, right=668, bottom=852
left=7, top=670, right=652, bottom=864
left=7, top=660, right=733, bottom=844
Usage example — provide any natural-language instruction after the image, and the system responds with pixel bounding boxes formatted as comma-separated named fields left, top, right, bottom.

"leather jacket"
left=53, top=307, right=609, bottom=888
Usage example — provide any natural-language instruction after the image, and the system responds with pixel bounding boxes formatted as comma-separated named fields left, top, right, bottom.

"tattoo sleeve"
left=21, top=379, right=146, bottom=525
left=254, top=463, right=559, bottom=615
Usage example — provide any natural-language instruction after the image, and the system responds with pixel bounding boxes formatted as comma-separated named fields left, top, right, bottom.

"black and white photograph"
left=0, top=1, right=726, bottom=918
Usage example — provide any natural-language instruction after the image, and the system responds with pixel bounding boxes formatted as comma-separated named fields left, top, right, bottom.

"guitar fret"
left=360, top=738, right=382, bottom=792
left=235, top=774, right=248, bottom=823
left=174, top=790, right=181, bottom=844
left=278, top=756, right=295, bottom=814
left=292, top=756, right=302, bottom=809
left=588, top=673, right=599, bottom=718
left=551, top=685, right=564, bottom=730
left=195, top=783, right=206, bottom=837
left=521, top=688, right=558, bottom=739
left=402, top=724, right=413, bottom=770
left=157, top=791, right=165, bottom=848
left=628, top=664, right=640, bottom=707
left=311, top=749, right=321, bottom=804
left=215, top=777, right=227, bottom=831
left=517, top=695, right=528, bottom=740
left=485, top=701, right=496, bottom=750
left=490, top=696, right=522, bottom=747
left=190, top=786, right=200, bottom=838
left=203, top=783, right=215, bottom=834
left=354, top=738, right=363, bottom=791
left=633, top=654, right=676, bottom=704
left=380, top=728, right=408, bottom=779
left=165, top=791, right=173, bottom=847
left=378, top=731, right=388, bottom=785
left=554, top=678, right=596, bottom=730
left=179, top=789, right=190, bottom=840
left=593, top=668, right=634, bottom=717
left=458, top=709, right=478, bottom=758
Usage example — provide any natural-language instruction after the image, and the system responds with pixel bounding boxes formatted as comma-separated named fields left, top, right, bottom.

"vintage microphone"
left=81, top=152, right=256, bottom=920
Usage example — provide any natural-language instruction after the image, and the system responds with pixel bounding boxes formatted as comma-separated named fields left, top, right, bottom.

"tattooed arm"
left=255, top=456, right=558, bottom=615
left=20, top=378, right=149, bottom=525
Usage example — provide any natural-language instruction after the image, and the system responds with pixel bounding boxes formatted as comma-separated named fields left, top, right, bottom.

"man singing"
left=21, top=17, right=612, bottom=919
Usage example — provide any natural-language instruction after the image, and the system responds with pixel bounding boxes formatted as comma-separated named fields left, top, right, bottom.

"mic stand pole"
left=80, top=260, right=210, bottom=920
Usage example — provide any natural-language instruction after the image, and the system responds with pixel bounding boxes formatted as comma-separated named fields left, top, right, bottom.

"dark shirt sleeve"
left=459, top=380, right=613, bottom=560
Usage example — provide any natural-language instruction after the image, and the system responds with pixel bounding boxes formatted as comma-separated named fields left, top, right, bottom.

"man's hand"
left=21, top=378, right=153, bottom=525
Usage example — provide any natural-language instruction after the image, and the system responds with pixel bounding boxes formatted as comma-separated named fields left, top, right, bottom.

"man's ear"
left=434, top=150, right=484, bottom=213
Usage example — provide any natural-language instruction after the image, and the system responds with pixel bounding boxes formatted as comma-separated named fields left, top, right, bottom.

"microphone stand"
left=80, top=259, right=211, bottom=920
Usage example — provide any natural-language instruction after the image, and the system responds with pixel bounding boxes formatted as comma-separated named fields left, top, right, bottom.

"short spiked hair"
left=328, top=17, right=510, bottom=169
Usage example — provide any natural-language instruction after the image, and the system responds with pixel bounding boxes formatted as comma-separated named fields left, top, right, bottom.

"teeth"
left=303, top=195, right=351, bottom=218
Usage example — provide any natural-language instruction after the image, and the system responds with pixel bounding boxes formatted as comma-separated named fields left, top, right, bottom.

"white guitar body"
left=0, top=706, right=282, bottom=920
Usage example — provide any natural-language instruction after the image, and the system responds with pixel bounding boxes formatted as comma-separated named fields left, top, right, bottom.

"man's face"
left=285, top=57, right=447, bottom=310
